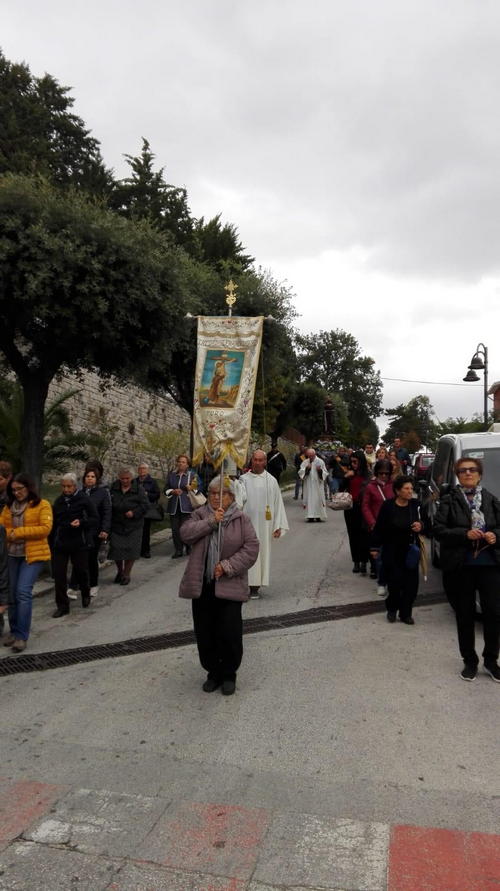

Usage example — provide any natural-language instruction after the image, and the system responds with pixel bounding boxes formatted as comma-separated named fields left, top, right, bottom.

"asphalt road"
left=0, top=492, right=498, bottom=888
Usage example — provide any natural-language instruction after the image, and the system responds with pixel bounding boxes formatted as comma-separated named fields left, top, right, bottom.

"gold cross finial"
left=225, top=280, right=238, bottom=316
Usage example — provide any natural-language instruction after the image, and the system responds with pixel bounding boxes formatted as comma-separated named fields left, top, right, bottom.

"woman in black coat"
left=51, top=473, right=98, bottom=617
left=341, top=450, right=371, bottom=575
left=109, top=468, right=149, bottom=586
left=370, top=475, right=422, bottom=625
left=434, top=457, right=500, bottom=682
left=67, top=467, right=111, bottom=601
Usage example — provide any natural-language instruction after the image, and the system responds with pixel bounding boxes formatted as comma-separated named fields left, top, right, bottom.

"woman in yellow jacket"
left=0, top=473, right=52, bottom=652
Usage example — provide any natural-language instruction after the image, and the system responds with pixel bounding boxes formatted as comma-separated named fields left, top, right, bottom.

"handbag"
left=145, top=502, right=165, bottom=521
left=329, top=492, right=353, bottom=511
left=405, top=538, right=421, bottom=570
left=188, top=490, right=207, bottom=508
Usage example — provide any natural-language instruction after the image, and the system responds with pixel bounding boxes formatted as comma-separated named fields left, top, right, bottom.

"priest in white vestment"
left=240, top=449, right=289, bottom=598
left=299, top=449, right=328, bottom=521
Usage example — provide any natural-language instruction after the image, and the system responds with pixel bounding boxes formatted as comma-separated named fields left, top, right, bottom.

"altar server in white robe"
left=241, top=449, right=289, bottom=598
left=299, top=448, right=328, bottom=522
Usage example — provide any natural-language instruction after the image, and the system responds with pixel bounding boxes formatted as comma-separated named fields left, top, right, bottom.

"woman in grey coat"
left=179, top=476, right=259, bottom=695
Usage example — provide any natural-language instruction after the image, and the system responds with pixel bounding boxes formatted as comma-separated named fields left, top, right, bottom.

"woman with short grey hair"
left=109, top=469, right=149, bottom=585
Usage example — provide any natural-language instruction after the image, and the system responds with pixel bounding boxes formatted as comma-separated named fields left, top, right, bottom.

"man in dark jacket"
left=51, top=473, right=98, bottom=617
left=136, top=463, right=161, bottom=558
left=266, top=443, right=287, bottom=483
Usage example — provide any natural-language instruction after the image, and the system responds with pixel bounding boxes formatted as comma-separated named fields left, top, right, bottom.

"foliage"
left=0, top=50, right=112, bottom=195
left=111, top=138, right=194, bottom=247
left=193, top=213, right=254, bottom=273
left=295, top=329, right=382, bottom=435
left=0, top=174, right=184, bottom=481
left=383, top=395, right=438, bottom=448
left=436, top=413, right=494, bottom=436
left=0, top=382, right=100, bottom=473
left=133, top=428, right=189, bottom=479
left=291, top=382, right=330, bottom=444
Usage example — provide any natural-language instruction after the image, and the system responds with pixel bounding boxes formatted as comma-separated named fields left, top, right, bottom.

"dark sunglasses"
left=457, top=467, right=479, bottom=475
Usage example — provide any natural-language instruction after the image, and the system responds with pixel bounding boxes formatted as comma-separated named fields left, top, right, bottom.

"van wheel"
left=431, top=538, right=440, bottom=568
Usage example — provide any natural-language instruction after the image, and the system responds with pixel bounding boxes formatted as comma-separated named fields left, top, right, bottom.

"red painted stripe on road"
left=388, top=824, right=500, bottom=890
left=0, top=779, right=66, bottom=851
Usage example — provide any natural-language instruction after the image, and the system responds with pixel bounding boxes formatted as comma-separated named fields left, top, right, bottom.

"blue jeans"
left=8, top=557, right=43, bottom=641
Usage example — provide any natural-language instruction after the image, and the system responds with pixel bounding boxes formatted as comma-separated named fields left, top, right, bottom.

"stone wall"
left=48, top=370, right=190, bottom=479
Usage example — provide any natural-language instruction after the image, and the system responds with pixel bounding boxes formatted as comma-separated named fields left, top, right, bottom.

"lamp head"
left=463, top=370, right=480, bottom=382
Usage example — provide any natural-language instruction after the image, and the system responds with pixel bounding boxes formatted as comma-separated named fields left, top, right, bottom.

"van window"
left=463, top=448, right=500, bottom=498
left=432, top=439, right=454, bottom=488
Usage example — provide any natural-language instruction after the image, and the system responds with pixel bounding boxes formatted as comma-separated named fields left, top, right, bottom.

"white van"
left=425, top=426, right=500, bottom=566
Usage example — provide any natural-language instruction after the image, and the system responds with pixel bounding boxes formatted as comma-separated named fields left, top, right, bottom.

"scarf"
left=205, top=501, right=239, bottom=581
left=9, top=499, right=28, bottom=557
left=459, top=485, right=485, bottom=531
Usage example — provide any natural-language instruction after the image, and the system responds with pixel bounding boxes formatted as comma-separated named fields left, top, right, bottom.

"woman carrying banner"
left=178, top=476, right=259, bottom=695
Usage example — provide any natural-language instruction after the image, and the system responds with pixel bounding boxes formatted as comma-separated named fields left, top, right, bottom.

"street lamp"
left=463, top=343, right=489, bottom=429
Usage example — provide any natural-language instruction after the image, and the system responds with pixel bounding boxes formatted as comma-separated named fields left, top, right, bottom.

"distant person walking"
left=165, top=455, right=199, bottom=559
left=67, top=466, right=111, bottom=600
left=136, top=462, right=161, bottom=559
left=266, top=442, right=287, bottom=483
left=299, top=448, right=328, bottom=522
left=240, top=449, right=289, bottom=598
left=342, top=450, right=371, bottom=574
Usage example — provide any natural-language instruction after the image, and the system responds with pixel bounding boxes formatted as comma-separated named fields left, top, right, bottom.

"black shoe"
left=114, top=572, right=123, bottom=584
left=352, top=563, right=360, bottom=573
left=369, top=571, right=377, bottom=579
left=185, top=546, right=191, bottom=555
left=82, top=595, right=91, bottom=608
left=359, top=562, right=367, bottom=575
left=386, top=611, right=397, bottom=623
left=484, top=663, right=500, bottom=682
left=171, top=552, right=183, bottom=559
left=400, top=616, right=415, bottom=625
left=221, top=679, right=236, bottom=696
left=120, top=576, right=130, bottom=586
left=306, top=518, right=315, bottom=523
left=202, top=676, right=221, bottom=693
left=141, top=552, right=151, bottom=559
left=461, top=664, right=477, bottom=681
left=52, top=609, right=69, bottom=618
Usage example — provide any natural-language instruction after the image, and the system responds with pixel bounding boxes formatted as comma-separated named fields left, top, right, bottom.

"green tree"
left=291, top=382, right=330, bottom=444
left=383, top=395, right=438, bottom=447
left=295, top=329, right=382, bottom=433
left=133, top=428, right=189, bottom=479
left=0, top=50, right=112, bottom=195
left=111, top=138, right=194, bottom=247
left=0, top=175, right=183, bottom=484
left=193, top=214, right=254, bottom=273
left=0, top=382, right=100, bottom=473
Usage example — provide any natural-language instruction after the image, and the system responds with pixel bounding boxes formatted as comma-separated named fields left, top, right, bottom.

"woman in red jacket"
left=342, top=451, right=371, bottom=575
left=362, top=460, right=394, bottom=593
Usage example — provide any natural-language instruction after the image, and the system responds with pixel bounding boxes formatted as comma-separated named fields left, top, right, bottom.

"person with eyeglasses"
left=362, top=460, right=394, bottom=592
left=0, top=473, right=52, bottom=652
left=434, top=457, right=500, bottom=682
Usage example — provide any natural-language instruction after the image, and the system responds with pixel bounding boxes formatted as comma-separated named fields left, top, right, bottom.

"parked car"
left=422, top=428, right=500, bottom=567
left=412, top=452, right=434, bottom=482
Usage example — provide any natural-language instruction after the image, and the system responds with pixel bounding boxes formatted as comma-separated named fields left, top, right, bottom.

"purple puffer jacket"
left=179, top=506, right=259, bottom=602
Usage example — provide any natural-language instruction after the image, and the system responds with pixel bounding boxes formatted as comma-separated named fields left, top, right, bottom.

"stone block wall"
left=48, top=370, right=191, bottom=480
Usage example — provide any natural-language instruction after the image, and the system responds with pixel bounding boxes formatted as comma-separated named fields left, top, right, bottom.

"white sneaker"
left=67, top=588, right=78, bottom=600
left=90, top=587, right=99, bottom=598
left=376, top=585, right=386, bottom=597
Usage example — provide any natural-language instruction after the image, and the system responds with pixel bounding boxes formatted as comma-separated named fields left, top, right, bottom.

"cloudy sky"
left=4, top=0, right=499, bottom=432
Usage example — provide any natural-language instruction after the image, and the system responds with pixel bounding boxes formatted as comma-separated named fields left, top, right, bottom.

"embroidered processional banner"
left=193, top=315, right=264, bottom=469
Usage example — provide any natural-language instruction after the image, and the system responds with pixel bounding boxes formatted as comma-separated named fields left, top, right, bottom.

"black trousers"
left=53, top=549, right=90, bottom=611
left=443, top=566, right=500, bottom=666
left=191, top=580, right=243, bottom=682
left=344, top=504, right=370, bottom=563
left=141, top=519, right=152, bottom=556
left=385, top=563, right=419, bottom=620
left=69, top=543, right=98, bottom=589
left=170, top=510, right=189, bottom=555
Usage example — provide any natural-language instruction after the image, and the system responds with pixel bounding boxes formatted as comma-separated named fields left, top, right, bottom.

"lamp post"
left=463, top=343, right=489, bottom=429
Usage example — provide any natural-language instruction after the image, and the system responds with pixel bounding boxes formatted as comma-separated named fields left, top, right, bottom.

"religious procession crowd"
left=0, top=435, right=499, bottom=693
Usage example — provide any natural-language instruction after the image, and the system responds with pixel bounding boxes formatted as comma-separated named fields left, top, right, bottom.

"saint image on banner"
left=199, top=350, right=244, bottom=408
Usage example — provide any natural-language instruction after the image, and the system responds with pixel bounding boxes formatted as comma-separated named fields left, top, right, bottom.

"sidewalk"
left=1, top=777, right=499, bottom=890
